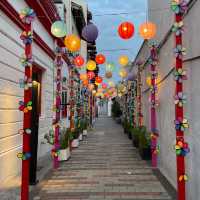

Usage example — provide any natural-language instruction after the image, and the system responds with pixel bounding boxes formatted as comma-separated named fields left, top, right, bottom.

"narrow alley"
left=31, top=117, right=175, bottom=200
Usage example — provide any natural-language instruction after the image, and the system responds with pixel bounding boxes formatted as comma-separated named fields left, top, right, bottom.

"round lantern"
left=74, top=55, right=84, bottom=67
left=95, top=76, right=103, bottom=84
left=82, top=79, right=88, bottom=86
left=82, top=22, right=98, bottom=43
left=139, top=22, right=156, bottom=40
left=51, top=21, right=67, bottom=38
left=146, top=76, right=152, bottom=86
left=119, top=69, right=128, bottom=78
left=102, top=83, right=108, bottom=89
left=118, top=55, right=129, bottom=67
left=88, top=83, right=94, bottom=91
left=95, top=54, right=106, bottom=65
left=87, top=71, right=95, bottom=80
left=80, top=73, right=87, bottom=81
left=105, top=71, right=112, bottom=79
left=106, top=63, right=115, bottom=72
left=118, top=22, right=134, bottom=39
left=108, top=81, right=115, bottom=87
left=64, top=34, right=81, bottom=52
left=86, top=60, right=96, bottom=71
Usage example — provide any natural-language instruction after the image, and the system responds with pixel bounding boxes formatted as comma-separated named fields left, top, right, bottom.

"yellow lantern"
left=146, top=76, right=152, bottom=86
left=118, top=55, right=129, bottom=67
left=64, top=34, right=81, bottom=52
left=119, top=69, right=128, bottom=78
left=139, top=22, right=156, bottom=40
left=86, top=60, right=96, bottom=71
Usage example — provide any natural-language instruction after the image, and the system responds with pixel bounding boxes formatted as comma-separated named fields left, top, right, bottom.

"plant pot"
left=58, top=147, right=71, bottom=161
left=139, top=147, right=152, bottom=160
left=79, top=134, right=83, bottom=141
left=71, top=139, right=79, bottom=148
left=83, top=129, right=87, bottom=136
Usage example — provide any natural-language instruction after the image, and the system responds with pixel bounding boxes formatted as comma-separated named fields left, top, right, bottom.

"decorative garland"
left=171, top=1, right=189, bottom=200
left=18, top=7, right=35, bottom=200
left=149, top=43, right=159, bottom=167
left=132, top=81, right=137, bottom=127
left=52, top=46, right=63, bottom=168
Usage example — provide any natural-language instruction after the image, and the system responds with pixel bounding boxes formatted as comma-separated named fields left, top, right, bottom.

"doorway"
left=29, top=67, right=42, bottom=185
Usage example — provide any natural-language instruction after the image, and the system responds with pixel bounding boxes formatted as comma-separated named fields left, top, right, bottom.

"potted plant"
left=82, top=120, right=88, bottom=136
left=138, top=128, right=151, bottom=160
left=78, top=120, right=84, bottom=141
left=71, top=128, right=80, bottom=148
left=127, top=123, right=132, bottom=140
left=131, top=127, right=140, bottom=148
left=58, top=128, right=71, bottom=161
left=122, top=118, right=128, bottom=134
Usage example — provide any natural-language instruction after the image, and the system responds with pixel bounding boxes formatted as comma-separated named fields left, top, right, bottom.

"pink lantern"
left=87, top=71, right=95, bottom=80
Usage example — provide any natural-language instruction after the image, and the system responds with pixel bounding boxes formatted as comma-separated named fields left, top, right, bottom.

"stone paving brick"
left=31, top=117, right=176, bottom=200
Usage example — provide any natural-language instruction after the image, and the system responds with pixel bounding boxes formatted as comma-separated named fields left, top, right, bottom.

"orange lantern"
left=95, top=76, right=103, bottom=84
left=119, top=69, right=128, bottom=78
left=80, top=73, right=87, bottom=81
left=139, top=22, right=156, bottom=40
left=105, top=71, right=112, bottom=79
left=118, top=22, right=134, bottom=39
left=118, top=55, right=129, bottom=66
left=86, top=60, right=96, bottom=71
left=87, top=71, right=95, bottom=80
left=74, top=55, right=84, bottom=67
left=82, top=79, right=88, bottom=86
left=88, top=83, right=94, bottom=91
left=95, top=54, right=106, bottom=64
left=64, top=34, right=81, bottom=52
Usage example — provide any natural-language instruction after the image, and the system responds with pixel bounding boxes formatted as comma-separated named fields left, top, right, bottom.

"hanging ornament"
left=86, top=60, right=96, bottom=71
left=74, top=55, right=84, bottom=67
left=64, top=34, right=81, bottom=52
left=80, top=73, right=87, bottom=81
left=51, top=21, right=67, bottom=38
left=102, top=83, right=108, bottom=89
left=105, top=71, right=112, bottom=79
left=95, top=54, right=106, bottom=64
left=139, top=22, right=157, bottom=40
left=82, top=79, right=89, bottom=86
left=118, top=55, right=129, bottom=67
left=82, top=22, right=98, bottom=42
left=146, top=76, right=152, bottom=86
left=20, top=31, right=33, bottom=45
left=95, top=76, right=103, bottom=84
left=119, top=69, right=128, bottom=78
left=87, top=71, right=95, bottom=80
left=118, top=22, right=135, bottom=39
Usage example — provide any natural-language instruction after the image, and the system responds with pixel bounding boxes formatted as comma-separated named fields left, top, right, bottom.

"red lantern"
left=118, top=22, right=134, bottom=39
left=87, top=71, right=95, bottom=80
left=95, top=54, right=106, bottom=65
left=95, top=76, right=103, bottom=84
left=74, top=55, right=84, bottom=67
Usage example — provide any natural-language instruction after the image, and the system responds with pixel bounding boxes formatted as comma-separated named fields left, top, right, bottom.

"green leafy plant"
left=59, top=128, right=69, bottom=149
left=44, top=129, right=54, bottom=145
left=111, top=99, right=122, bottom=118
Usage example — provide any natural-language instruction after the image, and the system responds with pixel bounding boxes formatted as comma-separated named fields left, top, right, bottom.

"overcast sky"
left=85, top=0, right=147, bottom=82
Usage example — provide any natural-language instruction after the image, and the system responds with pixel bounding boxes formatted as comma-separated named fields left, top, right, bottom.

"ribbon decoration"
left=19, top=76, right=32, bottom=90
left=20, top=31, right=33, bottom=45
left=171, top=1, right=189, bottom=199
left=20, top=55, right=33, bottom=67
left=19, top=7, right=36, bottom=24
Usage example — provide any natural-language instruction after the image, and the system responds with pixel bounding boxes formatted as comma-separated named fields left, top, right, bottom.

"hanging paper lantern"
left=119, top=69, right=128, bottom=78
left=51, top=21, right=67, bottom=38
left=86, top=60, right=96, bottom=71
left=118, top=22, right=135, bottom=39
left=95, top=76, right=103, bottom=84
left=80, top=73, right=87, bottom=81
left=82, top=79, right=88, bottom=86
left=106, top=63, right=115, bottom=72
left=82, top=22, right=98, bottom=42
left=64, top=34, right=81, bottom=52
left=87, top=71, right=95, bottom=80
left=139, top=22, right=156, bottom=40
left=102, top=83, right=108, bottom=89
left=105, top=71, right=112, bottom=79
left=88, top=83, right=94, bottom=91
left=95, top=54, right=106, bottom=65
left=74, top=55, right=84, bottom=67
left=118, top=55, right=129, bottom=67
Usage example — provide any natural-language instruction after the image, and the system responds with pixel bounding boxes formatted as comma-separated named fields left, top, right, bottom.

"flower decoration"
left=18, top=101, right=32, bottom=113
left=173, top=45, right=186, bottom=59
left=151, top=71, right=158, bottom=79
left=18, top=128, right=32, bottom=135
left=20, top=31, right=33, bottom=45
left=152, top=145, right=160, bottom=155
left=54, top=59, right=63, bottom=67
left=17, top=152, right=31, bottom=160
left=148, top=57, right=158, bottom=66
left=171, top=0, right=188, bottom=14
left=19, top=76, right=32, bottom=90
left=175, top=117, right=189, bottom=131
left=175, top=139, right=190, bottom=156
left=55, top=47, right=63, bottom=55
left=20, top=55, right=33, bottom=67
left=150, top=85, right=158, bottom=94
left=51, top=149, right=60, bottom=158
left=174, top=68, right=187, bottom=83
left=172, top=21, right=184, bottom=36
left=151, top=99, right=159, bottom=108
left=20, top=7, right=36, bottom=24
left=174, top=92, right=187, bottom=107
left=179, top=174, right=188, bottom=182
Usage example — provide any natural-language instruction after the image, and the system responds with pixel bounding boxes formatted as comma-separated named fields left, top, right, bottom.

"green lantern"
left=51, top=21, right=67, bottom=38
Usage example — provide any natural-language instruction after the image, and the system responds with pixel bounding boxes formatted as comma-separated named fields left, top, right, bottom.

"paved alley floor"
left=32, top=117, right=176, bottom=200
